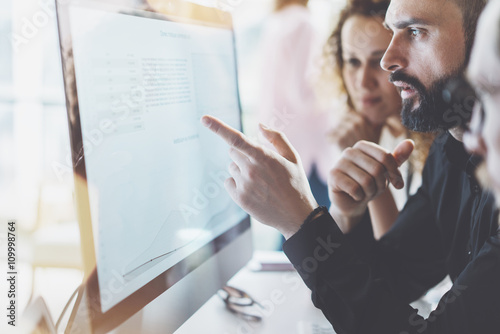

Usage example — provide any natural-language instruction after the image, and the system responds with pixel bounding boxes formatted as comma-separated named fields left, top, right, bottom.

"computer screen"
left=56, top=0, right=252, bottom=332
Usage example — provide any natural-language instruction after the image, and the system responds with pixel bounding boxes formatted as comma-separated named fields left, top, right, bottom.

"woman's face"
left=341, top=15, right=401, bottom=125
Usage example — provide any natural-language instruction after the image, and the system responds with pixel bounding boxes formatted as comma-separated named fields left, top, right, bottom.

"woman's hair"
left=320, top=0, right=435, bottom=172
left=321, top=0, right=390, bottom=109
left=274, top=0, right=309, bottom=12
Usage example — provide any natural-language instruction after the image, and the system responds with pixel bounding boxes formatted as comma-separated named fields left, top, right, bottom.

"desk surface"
left=175, top=256, right=329, bottom=334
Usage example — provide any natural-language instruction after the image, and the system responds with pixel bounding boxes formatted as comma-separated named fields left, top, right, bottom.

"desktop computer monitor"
left=55, top=0, right=253, bottom=332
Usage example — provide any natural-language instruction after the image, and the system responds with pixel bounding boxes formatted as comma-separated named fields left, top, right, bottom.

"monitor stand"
left=65, top=227, right=253, bottom=334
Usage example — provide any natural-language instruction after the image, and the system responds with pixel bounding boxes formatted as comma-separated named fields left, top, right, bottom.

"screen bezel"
left=55, top=1, right=250, bottom=332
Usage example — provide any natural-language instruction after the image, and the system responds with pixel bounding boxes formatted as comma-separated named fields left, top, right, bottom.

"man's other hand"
left=329, top=140, right=414, bottom=233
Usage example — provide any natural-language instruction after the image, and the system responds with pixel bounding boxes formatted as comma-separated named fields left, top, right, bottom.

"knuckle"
left=349, top=183, right=363, bottom=199
left=360, top=175, right=374, bottom=190
left=255, top=146, right=266, bottom=157
left=378, top=180, right=389, bottom=192
left=275, top=129, right=286, bottom=139
left=372, top=164, right=386, bottom=178
left=230, top=134, right=244, bottom=148
left=342, top=147, right=355, bottom=159
left=259, top=149, right=273, bottom=165
left=381, top=152, right=394, bottom=166
left=353, top=140, right=367, bottom=149
left=211, top=122, right=221, bottom=133
left=330, top=168, right=347, bottom=186
left=246, top=166, right=259, bottom=180
left=333, top=159, right=347, bottom=173
left=229, top=162, right=239, bottom=173
left=329, top=168, right=340, bottom=181
left=267, top=129, right=283, bottom=141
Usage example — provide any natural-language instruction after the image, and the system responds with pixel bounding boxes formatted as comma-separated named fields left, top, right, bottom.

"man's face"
left=465, top=0, right=500, bottom=206
left=381, top=0, right=467, bottom=132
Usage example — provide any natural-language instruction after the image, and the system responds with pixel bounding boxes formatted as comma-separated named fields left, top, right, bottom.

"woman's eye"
left=347, top=58, right=361, bottom=67
left=370, top=58, right=383, bottom=68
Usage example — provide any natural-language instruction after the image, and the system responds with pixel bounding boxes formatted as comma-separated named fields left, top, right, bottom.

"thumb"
left=259, top=123, right=298, bottom=163
left=392, top=139, right=415, bottom=167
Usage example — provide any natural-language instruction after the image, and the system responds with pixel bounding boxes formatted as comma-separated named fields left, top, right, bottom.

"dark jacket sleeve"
left=283, top=213, right=500, bottom=333
left=320, top=140, right=449, bottom=305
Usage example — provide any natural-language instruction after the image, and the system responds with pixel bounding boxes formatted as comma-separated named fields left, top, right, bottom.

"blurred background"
left=0, top=0, right=347, bottom=326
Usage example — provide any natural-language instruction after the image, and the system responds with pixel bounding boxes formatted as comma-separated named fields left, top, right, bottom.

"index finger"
left=201, top=115, right=256, bottom=158
left=353, top=140, right=404, bottom=189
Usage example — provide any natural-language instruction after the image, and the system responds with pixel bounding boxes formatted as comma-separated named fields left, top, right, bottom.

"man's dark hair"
left=452, top=0, right=488, bottom=64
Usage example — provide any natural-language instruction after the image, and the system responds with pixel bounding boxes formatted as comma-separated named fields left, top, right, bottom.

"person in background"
left=257, top=0, right=331, bottom=207
left=464, top=0, right=500, bottom=212
left=321, top=0, right=434, bottom=239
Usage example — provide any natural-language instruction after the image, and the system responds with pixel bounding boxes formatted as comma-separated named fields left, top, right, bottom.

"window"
left=0, top=0, right=71, bottom=227
left=0, top=0, right=12, bottom=88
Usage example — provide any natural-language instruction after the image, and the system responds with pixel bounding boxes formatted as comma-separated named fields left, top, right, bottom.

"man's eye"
left=409, top=28, right=422, bottom=37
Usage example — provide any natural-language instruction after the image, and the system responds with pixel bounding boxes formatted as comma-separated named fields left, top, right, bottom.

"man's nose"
left=381, top=36, right=408, bottom=72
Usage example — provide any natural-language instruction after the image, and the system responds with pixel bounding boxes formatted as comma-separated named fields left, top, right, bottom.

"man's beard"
left=389, top=71, right=473, bottom=133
